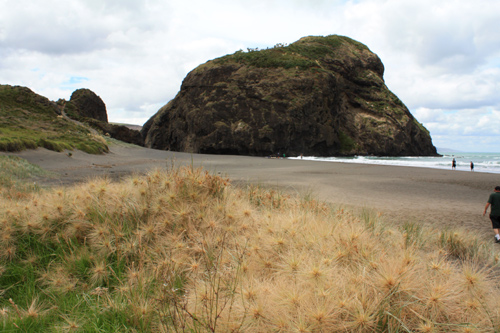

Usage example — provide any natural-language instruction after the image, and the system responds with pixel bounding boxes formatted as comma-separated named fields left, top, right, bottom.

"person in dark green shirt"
left=483, top=186, right=500, bottom=243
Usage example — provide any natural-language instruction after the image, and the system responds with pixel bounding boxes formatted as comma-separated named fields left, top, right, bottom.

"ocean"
left=289, top=152, right=500, bottom=174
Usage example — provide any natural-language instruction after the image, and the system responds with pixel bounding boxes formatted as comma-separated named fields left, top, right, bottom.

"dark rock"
left=87, top=119, right=144, bottom=147
left=69, top=88, right=108, bottom=123
left=62, top=88, right=143, bottom=146
left=143, top=35, right=438, bottom=157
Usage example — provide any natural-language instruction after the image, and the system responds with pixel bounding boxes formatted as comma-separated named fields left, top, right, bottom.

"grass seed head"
left=2, top=165, right=500, bottom=332
left=57, top=315, right=82, bottom=331
left=90, top=261, right=109, bottom=286
left=417, top=321, right=436, bottom=333
left=20, top=297, right=52, bottom=319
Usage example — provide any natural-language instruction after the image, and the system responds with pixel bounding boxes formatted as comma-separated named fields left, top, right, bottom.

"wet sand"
left=3, top=144, right=498, bottom=239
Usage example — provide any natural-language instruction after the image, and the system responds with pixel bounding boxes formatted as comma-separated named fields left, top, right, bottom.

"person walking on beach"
left=483, top=186, right=500, bottom=243
left=452, top=158, right=456, bottom=170
left=470, top=161, right=474, bottom=171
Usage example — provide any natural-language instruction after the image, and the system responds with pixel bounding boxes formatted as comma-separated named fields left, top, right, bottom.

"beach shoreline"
left=290, top=153, right=500, bottom=174
left=2, top=144, right=498, bottom=240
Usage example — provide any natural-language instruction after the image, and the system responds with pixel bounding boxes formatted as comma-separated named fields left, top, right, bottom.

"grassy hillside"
left=0, top=85, right=108, bottom=154
left=0, top=159, right=499, bottom=331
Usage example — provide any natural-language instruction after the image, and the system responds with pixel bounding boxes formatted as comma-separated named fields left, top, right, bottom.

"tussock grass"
left=0, top=165, right=499, bottom=332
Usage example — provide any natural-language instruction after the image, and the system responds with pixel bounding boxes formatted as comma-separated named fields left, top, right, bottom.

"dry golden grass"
left=1, top=166, right=500, bottom=331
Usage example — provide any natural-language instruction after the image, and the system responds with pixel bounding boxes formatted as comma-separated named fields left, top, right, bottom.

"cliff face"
left=65, top=88, right=143, bottom=146
left=142, top=35, right=438, bottom=156
left=68, top=89, right=108, bottom=123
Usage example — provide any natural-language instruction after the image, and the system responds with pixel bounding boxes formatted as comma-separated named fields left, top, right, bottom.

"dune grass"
left=0, top=155, right=56, bottom=199
left=0, top=163, right=500, bottom=332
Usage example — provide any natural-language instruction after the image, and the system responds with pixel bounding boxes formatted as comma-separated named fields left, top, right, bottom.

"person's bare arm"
left=484, top=203, right=491, bottom=216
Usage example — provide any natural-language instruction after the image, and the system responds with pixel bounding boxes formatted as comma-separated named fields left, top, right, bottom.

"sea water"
left=289, top=152, right=500, bottom=174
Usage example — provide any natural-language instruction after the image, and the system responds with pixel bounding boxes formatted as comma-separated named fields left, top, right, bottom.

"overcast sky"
left=1, top=0, right=499, bottom=152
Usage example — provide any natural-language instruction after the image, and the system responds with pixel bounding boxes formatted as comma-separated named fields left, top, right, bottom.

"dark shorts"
left=491, top=215, right=500, bottom=229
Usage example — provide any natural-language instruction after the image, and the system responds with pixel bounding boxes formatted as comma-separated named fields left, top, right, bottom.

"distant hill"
left=0, top=85, right=144, bottom=154
left=0, top=84, right=109, bottom=154
left=117, top=124, right=142, bottom=131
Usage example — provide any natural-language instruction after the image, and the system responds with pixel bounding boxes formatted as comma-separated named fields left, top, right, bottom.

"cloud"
left=0, top=0, right=174, bottom=55
left=415, top=107, right=500, bottom=135
left=1, top=2, right=103, bottom=54
left=0, top=0, right=499, bottom=151
left=340, top=1, right=500, bottom=109
left=356, top=0, right=500, bottom=70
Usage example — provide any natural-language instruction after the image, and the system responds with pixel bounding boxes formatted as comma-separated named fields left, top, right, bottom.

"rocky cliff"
left=64, top=89, right=143, bottom=146
left=68, top=88, right=108, bottom=123
left=143, top=35, right=437, bottom=157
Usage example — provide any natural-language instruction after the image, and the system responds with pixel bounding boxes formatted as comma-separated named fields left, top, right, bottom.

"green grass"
left=229, top=48, right=317, bottom=70
left=214, top=34, right=370, bottom=71
left=338, top=129, right=357, bottom=153
left=0, top=85, right=109, bottom=154
left=0, top=155, right=55, bottom=196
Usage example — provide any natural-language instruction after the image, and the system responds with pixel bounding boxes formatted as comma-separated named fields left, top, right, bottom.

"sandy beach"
left=3, top=143, right=499, bottom=239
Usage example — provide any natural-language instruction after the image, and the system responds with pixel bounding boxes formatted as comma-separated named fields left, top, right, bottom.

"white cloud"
left=1, top=0, right=500, bottom=151
left=414, top=106, right=500, bottom=151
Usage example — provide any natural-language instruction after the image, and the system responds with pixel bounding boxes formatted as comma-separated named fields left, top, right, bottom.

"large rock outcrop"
left=142, top=35, right=438, bottom=157
left=65, top=88, right=144, bottom=146
left=68, top=88, right=108, bottom=123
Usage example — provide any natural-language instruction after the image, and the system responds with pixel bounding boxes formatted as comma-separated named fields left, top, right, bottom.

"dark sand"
left=3, top=144, right=499, bottom=239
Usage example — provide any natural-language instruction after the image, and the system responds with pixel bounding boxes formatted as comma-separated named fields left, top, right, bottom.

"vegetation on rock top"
left=212, top=35, right=369, bottom=71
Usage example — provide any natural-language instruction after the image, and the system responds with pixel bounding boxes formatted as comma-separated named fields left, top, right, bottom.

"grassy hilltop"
left=0, top=157, right=500, bottom=332
left=0, top=85, right=108, bottom=154
left=211, top=35, right=369, bottom=70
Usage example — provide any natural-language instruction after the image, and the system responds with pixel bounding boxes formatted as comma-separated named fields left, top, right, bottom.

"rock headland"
left=142, top=35, right=438, bottom=157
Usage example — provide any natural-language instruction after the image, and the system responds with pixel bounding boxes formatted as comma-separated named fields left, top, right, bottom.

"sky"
left=1, top=0, right=500, bottom=152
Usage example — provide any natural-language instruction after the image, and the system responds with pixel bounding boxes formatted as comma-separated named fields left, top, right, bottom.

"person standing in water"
left=470, top=161, right=474, bottom=171
left=452, top=158, right=457, bottom=170
left=483, top=186, right=500, bottom=243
